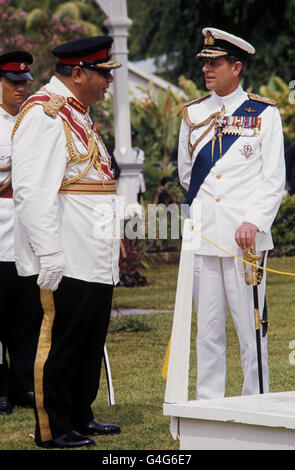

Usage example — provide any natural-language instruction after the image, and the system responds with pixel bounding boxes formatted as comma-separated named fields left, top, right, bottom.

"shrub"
left=271, top=193, right=295, bottom=257
left=109, top=316, right=152, bottom=333
left=119, top=239, right=149, bottom=287
left=259, top=76, right=295, bottom=147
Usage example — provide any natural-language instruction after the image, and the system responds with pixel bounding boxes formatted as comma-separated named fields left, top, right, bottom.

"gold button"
left=216, top=174, right=221, bottom=179
left=216, top=197, right=220, bottom=202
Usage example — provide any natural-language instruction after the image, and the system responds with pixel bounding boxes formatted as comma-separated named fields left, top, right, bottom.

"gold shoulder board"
left=248, top=93, right=278, bottom=106
left=43, top=94, right=66, bottom=118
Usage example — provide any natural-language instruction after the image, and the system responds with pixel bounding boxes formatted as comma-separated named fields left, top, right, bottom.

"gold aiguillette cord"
left=211, top=106, right=225, bottom=162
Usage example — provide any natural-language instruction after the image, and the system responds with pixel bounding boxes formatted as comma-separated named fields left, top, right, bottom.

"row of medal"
left=218, top=115, right=262, bottom=137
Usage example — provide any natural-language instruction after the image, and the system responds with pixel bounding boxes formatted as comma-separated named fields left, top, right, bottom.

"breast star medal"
left=240, top=143, right=254, bottom=158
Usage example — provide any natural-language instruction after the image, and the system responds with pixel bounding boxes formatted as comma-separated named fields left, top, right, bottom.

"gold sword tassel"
left=218, top=128, right=223, bottom=158
left=218, top=106, right=225, bottom=158
left=211, top=135, right=217, bottom=162
left=212, top=106, right=225, bottom=161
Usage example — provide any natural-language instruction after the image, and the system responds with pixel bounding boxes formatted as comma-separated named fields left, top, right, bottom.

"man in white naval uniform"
left=178, top=28, right=285, bottom=400
left=12, top=37, right=121, bottom=448
left=131, top=128, right=146, bottom=202
left=0, top=51, right=42, bottom=414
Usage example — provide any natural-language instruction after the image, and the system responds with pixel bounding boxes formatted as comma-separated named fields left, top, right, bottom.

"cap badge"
left=20, top=63, right=25, bottom=70
left=204, top=31, right=215, bottom=46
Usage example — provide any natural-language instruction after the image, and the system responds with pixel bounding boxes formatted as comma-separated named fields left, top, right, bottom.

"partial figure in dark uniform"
left=153, top=177, right=176, bottom=205
left=0, top=51, right=42, bottom=414
left=285, top=142, right=295, bottom=194
left=11, top=37, right=122, bottom=448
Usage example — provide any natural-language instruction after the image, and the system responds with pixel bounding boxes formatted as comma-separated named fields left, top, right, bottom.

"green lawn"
left=1, top=256, right=295, bottom=450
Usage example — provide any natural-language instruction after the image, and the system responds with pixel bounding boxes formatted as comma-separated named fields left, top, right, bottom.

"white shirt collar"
left=45, top=75, right=90, bottom=116
left=46, top=75, right=79, bottom=101
left=213, top=84, right=246, bottom=109
left=0, top=105, right=18, bottom=121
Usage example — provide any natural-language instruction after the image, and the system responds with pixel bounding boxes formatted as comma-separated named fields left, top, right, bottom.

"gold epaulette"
left=11, top=92, right=66, bottom=141
left=43, top=95, right=66, bottom=118
left=182, top=94, right=211, bottom=126
left=248, top=93, right=278, bottom=106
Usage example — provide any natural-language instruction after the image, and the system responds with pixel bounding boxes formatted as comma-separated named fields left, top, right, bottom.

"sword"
left=103, top=344, right=115, bottom=405
left=244, top=246, right=264, bottom=394
left=256, top=256, right=269, bottom=338
left=251, top=256, right=264, bottom=394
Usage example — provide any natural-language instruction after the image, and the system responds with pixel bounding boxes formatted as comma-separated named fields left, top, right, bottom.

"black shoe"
left=13, top=391, right=34, bottom=408
left=36, top=430, right=95, bottom=449
left=0, top=395, right=12, bottom=415
left=78, top=419, right=121, bottom=436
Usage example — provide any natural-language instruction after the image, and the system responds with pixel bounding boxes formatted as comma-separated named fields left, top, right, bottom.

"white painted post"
left=164, top=219, right=195, bottom=404
left=94, top=0, right=142, bottom=209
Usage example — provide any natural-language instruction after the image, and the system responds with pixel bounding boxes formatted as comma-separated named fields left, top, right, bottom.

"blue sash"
left=184, top=98, right=268, bottom=206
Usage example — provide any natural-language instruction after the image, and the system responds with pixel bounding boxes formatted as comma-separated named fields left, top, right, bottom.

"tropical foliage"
left=259, top=76, right=295, bottom=147
left=131, top=84, right=184, bottom=173
left=1, top=0, right=105, bottom=86
left=21, top=0, right=102, bottom=35
left=127, top=0, right=295, bottom=91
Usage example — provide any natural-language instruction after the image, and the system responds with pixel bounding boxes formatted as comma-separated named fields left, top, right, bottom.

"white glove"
left=37, top=252, right=65, bottom=291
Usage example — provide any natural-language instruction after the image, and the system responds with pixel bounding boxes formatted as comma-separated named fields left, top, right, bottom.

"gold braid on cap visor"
left=196, top=49, right=228, bottom=58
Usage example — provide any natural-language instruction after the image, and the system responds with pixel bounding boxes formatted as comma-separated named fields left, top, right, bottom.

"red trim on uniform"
left=20, top=93, right=50, bottom=109
left=20, top=93, right=89, bottom=148
left=100, top=161, right=114, bottom=180
left=59, top=48, right=109, bottom=65
left=0, top=186, right=13, bottom=198
left=67, top=97, right=88, bottom=114
left=0, top=62, right=29, bottom=71
left=59, top=106, right=88, bottom=148
left=19, top=91, right=114, bottom=179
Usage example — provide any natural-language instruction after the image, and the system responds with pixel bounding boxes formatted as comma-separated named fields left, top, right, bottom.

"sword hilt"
left=243, top=245, right=261, bottom=286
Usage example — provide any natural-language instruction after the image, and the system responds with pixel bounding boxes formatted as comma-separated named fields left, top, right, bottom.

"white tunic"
left=178, top=85, right=285, bottom=256
left=11, top=76, right=120, bottom=285
left=0, top=106, right=17, bottom=261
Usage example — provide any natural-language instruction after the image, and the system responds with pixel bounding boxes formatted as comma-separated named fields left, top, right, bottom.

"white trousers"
left=193, top=254, right=269, bottom=400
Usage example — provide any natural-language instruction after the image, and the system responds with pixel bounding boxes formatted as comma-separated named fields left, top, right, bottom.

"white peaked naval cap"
left=197, top=27, right=255, bottom=60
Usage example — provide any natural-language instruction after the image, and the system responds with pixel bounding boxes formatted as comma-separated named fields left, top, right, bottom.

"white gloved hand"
left=37, top=252, right=65, bottom=291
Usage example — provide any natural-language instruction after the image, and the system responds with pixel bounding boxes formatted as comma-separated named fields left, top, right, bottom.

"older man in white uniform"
left=12, top=36, right=122, bottom=448
left=178, top=28, right=285, bottom=400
